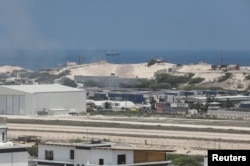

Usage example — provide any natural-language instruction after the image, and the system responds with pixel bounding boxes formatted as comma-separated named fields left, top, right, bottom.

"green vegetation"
left=69, top=138, right=84, bottom=143
left=60, top=77, right=77, bottom=87
left=90, top=110, right=142, bottom=117
left=7, top=118, right=250, bottom=136
left=183, top=85, right=223, bottom=91
left=189, top=102, right=208, bottom=115
left=147, top=58, right=157, bottom=67
left=219, top=98, right=235, bottom=108
left=0, top=73, right=8, bottom=80
left=27, top=145, right=38, bottom=157
left=155, top=73, right=190, bottom=86
left=84, top=79, right=99, bottom=87
left=237, top=84, right=244, bottom=89
left=129, top=72, right=207, bottom=90
left=167, top=153, right=204, bottom=166
left=217, top=73, right=232, bottom=82
left=23, top=69, right=71, bottom=84
left=245, top=74, right=250, bottom=80
left=35, top=72, right=56, bottom=83
left=186, top=73, right=195, bottom=78
left=152, top=83, right=171, bottom=89
left=189, top=77, right=205, bottom=84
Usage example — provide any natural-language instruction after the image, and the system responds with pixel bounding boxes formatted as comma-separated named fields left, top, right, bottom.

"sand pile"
left=0, top=65, right=24, bottom=73
left=68, top=62, right=176, bottom=79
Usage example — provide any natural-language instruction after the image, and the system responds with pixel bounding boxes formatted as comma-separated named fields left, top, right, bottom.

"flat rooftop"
left=1, top=84, right=84, bottom=93
left=0, top=121, right=7, bottom=129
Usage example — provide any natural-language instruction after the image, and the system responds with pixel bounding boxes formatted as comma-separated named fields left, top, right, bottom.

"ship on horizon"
left=105, top=50, right=120, bottom=56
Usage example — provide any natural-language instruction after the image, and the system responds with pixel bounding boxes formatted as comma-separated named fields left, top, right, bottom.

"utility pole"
left=79, top=54, right=84, bottom=65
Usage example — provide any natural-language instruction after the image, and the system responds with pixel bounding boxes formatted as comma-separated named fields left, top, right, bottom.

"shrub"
left=27, top=145, right=38, bottom=157
left=167, top=154, right=203, bottom=166
left=0, top=73, right=8, bottom=80
left=58, top=70, right=71, bottom=77
left=237, top=84, right=244, bottom=89
left=84, top=80, right=99, bottom=87
left=155, top=73, right=190, bottom=86
left=183, top=85, right=222, bottom=91
left=245, top=74, right=250, bottom=80
left=60, top=77, right=77, bottom=87
left=189, top=77, right=205, bottom=84
left=187, top=73, right=194, bottom=78
left=147, top=58, right=157, bottom=67
left=154, top=83, right=171, bottom=89
left=217, top=73, right=232, bottom=82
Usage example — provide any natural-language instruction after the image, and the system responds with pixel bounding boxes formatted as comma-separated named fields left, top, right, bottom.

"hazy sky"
left=0, top=0, right=250, bottom=50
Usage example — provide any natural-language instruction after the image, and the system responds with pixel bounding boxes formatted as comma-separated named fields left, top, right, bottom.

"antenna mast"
left=221, top=51, right=224, bottom=65
left=79, top=54, right=84, bottom=65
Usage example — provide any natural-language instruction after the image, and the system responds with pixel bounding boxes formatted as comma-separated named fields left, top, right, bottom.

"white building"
left=0, top=84, right=86, bottom=115
left=0, top=121, right=28, bottom=166
left=36, top=141, right=173, bottom=166
left=0, top=122, right=7, bottom=142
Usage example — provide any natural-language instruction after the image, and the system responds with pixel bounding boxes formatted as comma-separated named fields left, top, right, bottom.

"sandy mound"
left=177, top=63, right=212, bottom=72
left=0, top=65, right=24, bottom=73
left=67, top=62, right=176, bottom=79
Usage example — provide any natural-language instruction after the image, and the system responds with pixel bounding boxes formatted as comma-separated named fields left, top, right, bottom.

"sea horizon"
left=0, top=49, right=249, bottom=71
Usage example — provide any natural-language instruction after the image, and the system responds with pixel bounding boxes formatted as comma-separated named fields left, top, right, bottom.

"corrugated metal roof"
left=1, top=84, right=84, bottom=94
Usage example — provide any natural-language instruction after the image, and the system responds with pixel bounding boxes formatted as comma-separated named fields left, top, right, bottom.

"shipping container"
left=170, top=103, right=177, bottom=108
left=156, top=102, right=164, bottom=113
left=163, top=106, right=171, bottom=112
left=177, top=103, right=188, bottom=108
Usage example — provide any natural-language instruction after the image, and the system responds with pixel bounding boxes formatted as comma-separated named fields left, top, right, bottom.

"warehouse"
left=0, top=84, right=86, bottom=115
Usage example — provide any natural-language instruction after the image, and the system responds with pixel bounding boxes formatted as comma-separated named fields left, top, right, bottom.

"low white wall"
left=0, top=151, right=28, bottom=166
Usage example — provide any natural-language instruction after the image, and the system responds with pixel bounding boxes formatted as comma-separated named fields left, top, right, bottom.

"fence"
left=8, top=132, right=250, bottom=153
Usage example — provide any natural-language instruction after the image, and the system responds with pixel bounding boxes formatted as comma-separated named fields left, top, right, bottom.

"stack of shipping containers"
left=156, top=102, right=188, bottom=115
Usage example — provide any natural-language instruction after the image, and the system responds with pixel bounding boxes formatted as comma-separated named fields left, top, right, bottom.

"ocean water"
left=0, top=49, right=249, bottom=71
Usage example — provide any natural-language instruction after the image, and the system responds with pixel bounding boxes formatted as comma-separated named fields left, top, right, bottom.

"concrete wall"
left=38, top=145, right=75, bottom=163
left=0, top=128, right=7, bottom=143
left=74, top=149, right=91, bottom=166
left=0, top=151, right=28, bottom=166
left=112, top=149, right=134, bottom=165
left=90, top=149, right=133, bottom=165
left=90, top=149, right=113, bottom=165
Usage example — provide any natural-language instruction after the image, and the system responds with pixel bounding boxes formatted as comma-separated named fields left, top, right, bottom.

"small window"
left=99, top=158, right=104, bottom=165
left=117, top=154, right=126, bottom=165
left=70, top=150, right=74, bottom=159
left=45, top=150, right=54, bottom=160
left=2, top=132, right=5, bottom=142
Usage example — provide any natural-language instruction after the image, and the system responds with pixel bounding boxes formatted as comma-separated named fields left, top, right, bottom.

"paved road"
left=4, top=115, right=250, bottom=130
left=7, top=117, right=250, bottom=155
left=7, top=123, right=250, bottom=141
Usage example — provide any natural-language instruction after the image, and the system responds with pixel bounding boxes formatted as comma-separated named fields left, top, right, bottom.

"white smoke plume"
left=0, top=0, right=60, bottom=49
